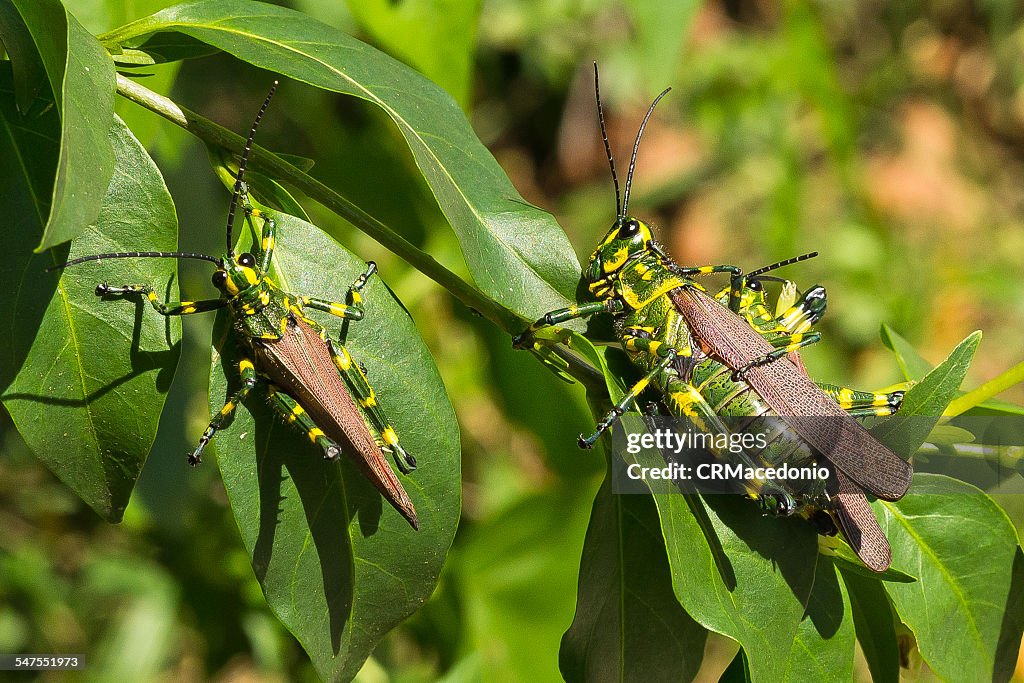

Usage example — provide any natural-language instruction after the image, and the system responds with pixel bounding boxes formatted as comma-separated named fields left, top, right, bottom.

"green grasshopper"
left=515, top=66, right=911, bottom=570
left=50, top=82, right=420, bottom=529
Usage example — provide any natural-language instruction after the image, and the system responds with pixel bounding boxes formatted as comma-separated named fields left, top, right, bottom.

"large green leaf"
left=880, top=474, right=1024, bottom=682
left=654, top=493, right=819, bottom=681
left=0, top=71, right=180, bottom=521
left=345, top=0, right=480, bottom=110
left=840, top=567, right=899, bottom=683
left=782, top=557, right=855, bottom=681
left=209, top=211, right=460, bottom=681
left=3, top=0, right=115, bottom=251
left=103, top=0, right=581, bottom=319
left=560, top=474, right=706, bottom=681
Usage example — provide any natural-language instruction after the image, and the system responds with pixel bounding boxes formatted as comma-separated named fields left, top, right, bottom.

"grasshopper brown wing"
left=831, top=470, right=892, bottom=571
left=671, top=286, right=913, bottom=501
left=256, top=316, right=419, bottom=529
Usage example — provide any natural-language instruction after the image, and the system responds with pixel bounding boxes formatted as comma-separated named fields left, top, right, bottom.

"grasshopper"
left=515, top=66, right=911, bottom=570
left=51, top=82, right=420, bottom=529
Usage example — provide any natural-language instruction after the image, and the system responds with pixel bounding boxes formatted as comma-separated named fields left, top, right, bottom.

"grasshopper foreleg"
left=96, top=283, right=226, bottom=316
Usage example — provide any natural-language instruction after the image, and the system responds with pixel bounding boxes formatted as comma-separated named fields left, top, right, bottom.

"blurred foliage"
left=2, top=0, right=1024, bottom=680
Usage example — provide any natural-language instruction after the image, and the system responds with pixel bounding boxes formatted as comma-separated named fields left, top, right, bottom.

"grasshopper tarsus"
left=392, top=446, right=417, bottom=474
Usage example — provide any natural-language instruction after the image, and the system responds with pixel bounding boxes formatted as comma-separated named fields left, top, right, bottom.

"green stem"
left=916, top=442, right=1024, bottom=471
left=114, top=74, right=604, bottom=391
left=945, top=360, right=1024, bottom=417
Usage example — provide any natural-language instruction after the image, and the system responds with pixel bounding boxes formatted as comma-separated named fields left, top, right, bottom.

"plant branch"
left=114, top=73, right=605, bottom=391
left=945, top=360, right=1024, bottom=417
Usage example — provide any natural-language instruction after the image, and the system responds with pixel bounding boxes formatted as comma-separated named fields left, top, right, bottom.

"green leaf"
left=104, top=0, right=582, bottom=319
left=0, top=1, right=46, bottom=111
left=586, top=328, right=828, bottom=679
left=871, top=331, right=981, bottom=457
left=6, top=0, right=116, bottom=251
left=880, top=474, right=1024, bottom=682
left=826, top=542, right=915, bottom=583
left=654, top=493, right=819, bottom=681
left=209, top=212, right=460, bottom=681
left=840, top=568, right=899, bottom=683
left=782, top=557, right=855, bottom=682
left=560, top=474, right=706, bottom=681
left=0, top=72, right=180, bottom=521
left=345, top=0, right=481, bottom=110
left=880, top=323, right=933, bottom=382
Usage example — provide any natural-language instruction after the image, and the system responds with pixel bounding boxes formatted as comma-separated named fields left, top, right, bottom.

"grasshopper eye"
left=748, top=279, right=762, bottom=292
left=617, top=219, right=641, bottom=239
left=238, top=252, right=256, bottom=268
left=212, top=270, right=227, bottom=288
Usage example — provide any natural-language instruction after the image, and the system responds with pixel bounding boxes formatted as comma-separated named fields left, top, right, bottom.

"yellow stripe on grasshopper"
left=334, top=347, right=353, bottom=371
left=837, top=387, right=855, bottom=409
left=382, top=427, right=399, bottom=446
left=242, top=267, right=259, bottom=286
left=307, top=427, right=325, bottom=443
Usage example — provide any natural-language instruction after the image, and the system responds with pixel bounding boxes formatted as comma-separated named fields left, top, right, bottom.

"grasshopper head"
left=585, top=217, right=654, bottom=293
left=211, top=251, right=261, bottom=296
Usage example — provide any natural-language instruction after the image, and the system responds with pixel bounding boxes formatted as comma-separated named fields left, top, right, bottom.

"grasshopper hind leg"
left=189, top=359, right=259, bottom=466
left=265, top=386, right=342, bottom=460
left=325, top=338, right=418, bottom=474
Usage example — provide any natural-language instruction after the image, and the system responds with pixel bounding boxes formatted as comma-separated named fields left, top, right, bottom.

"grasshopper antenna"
left=226, top=80, right=279, bottom=257
left=594, top=63, right=622, bottom=220
left=747, top=252, right=819, bottom=279
left=47, top=251, right=221, bottom=272
left=621, top=85, right=671, bottom=217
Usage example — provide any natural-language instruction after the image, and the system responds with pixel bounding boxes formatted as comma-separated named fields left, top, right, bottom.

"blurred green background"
left=2, top=0, right=1024, bottom=680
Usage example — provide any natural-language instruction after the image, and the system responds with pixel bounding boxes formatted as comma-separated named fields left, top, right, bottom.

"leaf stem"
left=945, top=360, right=1024, bottom=417
left=114, top=73, right=604, bottom=390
